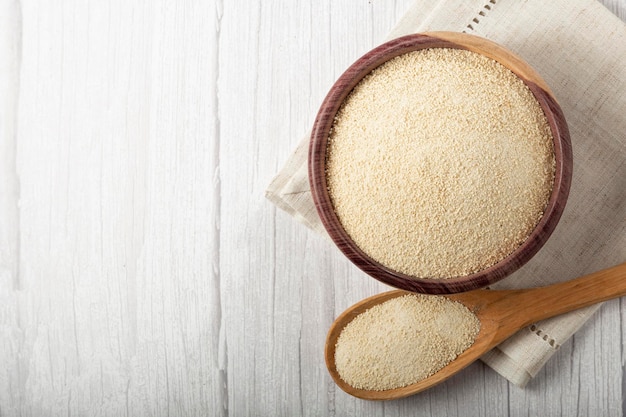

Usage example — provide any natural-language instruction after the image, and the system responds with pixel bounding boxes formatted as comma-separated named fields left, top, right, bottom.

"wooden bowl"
left=308, top=32, right=572, bottom=294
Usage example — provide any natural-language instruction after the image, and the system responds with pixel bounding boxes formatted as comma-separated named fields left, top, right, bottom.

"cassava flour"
left=334, top=294, right=480, bottom=391
left=326, top=48, right=555, bottom=279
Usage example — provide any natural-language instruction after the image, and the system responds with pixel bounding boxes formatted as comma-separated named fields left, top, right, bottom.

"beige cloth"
left=266, top=0, right=626, bottom=387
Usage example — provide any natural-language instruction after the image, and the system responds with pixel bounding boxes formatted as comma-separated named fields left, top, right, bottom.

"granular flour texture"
left=326, top=48, right=555, bottom=279
left=334, top=294, right=480, bottom=391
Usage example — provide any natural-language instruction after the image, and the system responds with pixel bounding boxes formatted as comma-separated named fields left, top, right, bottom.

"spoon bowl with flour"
left=325, top=262, right=626, bottom=400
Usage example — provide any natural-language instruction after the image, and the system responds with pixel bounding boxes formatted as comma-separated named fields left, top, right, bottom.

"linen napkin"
left=266, top=0, right=626, bottom=387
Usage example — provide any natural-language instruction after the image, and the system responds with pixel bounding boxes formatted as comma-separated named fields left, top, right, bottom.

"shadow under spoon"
left=325, top=261, right=626, bottom=400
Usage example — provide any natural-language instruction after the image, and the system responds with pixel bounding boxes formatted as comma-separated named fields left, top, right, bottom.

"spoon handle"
left=493, top=262, right=626, bottom=331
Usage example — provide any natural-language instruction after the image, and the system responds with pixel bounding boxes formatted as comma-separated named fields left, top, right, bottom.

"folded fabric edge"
left=265, top=176, right=319, bottom=234
left=265, top=186, right=321, bottom=234
left=265, top=133, right=329, bottom=236
left=481, top=347, right=533, bottom=387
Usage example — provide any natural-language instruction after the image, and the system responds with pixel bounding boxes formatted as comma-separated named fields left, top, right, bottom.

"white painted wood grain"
left=602, top=0, right=626, bottom=18
left=0, top=0, right=625, bottom=416
left=3, top=1, right=224, bottom=415
left=0, top=0, right=22, bottom=415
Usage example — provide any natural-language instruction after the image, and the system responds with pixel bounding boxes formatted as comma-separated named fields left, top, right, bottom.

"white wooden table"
left=1, top=1, right=625, bottom=416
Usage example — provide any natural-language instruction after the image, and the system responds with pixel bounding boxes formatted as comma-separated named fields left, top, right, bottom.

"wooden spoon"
left=325, top=262, right=626, bottom=400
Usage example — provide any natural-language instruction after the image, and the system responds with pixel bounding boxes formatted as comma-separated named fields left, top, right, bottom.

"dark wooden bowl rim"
left=308, top=32, right=572, bottom=294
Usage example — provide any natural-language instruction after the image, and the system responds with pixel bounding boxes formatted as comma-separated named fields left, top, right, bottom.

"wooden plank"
left=0, top=1, right=22, bottom=415
left=3, top=1, right=224, bottom=415
left=216, top=0, right=419, bottom=415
